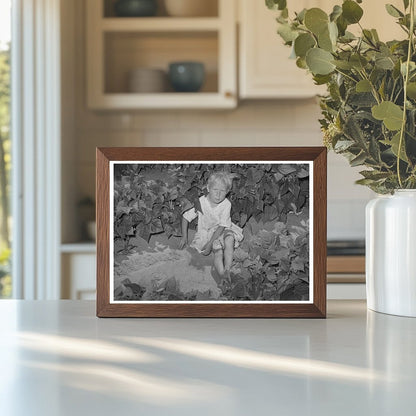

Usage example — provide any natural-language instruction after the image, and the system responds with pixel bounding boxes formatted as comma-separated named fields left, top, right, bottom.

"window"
left=0, top=0, right=11, bottom=298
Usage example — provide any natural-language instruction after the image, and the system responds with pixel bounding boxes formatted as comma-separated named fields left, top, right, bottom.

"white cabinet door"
left=238, top=0, right=403, bottom=99
left=239, top=0, right=326, bottom=99
left=62, top=253, right=96, bottom=300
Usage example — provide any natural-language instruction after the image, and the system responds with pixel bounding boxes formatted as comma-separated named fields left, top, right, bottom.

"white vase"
left=366, top=190, right=416, bottom=317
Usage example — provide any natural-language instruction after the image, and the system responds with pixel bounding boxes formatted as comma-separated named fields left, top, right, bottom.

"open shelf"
left=86, top=0, right=236, bottom=109
left=101, top=17, right=221, bottom=31
left=104, top=31, right=218, bottom=94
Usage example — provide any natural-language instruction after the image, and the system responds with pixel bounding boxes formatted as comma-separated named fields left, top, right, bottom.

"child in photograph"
left=179, top=172, right=243, bottom=283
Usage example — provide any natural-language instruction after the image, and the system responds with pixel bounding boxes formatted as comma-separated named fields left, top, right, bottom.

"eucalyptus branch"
left=397, top=0, right=415, bottom=188
left=393, top=85, right=404, bottom=103
left=358, top=69, right=381, bottom=104
left=334, top=68, right=358, bottom=84
left=390, top=79, right=398, bottom=101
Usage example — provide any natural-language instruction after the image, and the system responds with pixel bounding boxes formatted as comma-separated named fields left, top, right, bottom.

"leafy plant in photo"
left=267, top=0, right=416, bottom=193
left=113, top=163, right=309, bottom=253
left=113, top=163, right=310, bottom=301
left=225, top=212, right=310, bottom=301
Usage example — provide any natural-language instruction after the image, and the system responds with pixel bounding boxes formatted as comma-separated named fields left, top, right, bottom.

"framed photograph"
left=96, top=147, right=326, bottom=318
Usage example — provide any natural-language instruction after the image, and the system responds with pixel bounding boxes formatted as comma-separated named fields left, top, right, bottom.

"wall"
left=61, top=0, right=374, bottom=243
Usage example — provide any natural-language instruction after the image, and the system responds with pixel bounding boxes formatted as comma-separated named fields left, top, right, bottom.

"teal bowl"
left=114, top=0, right=157, bottom=17
left=168, top=62, right=205, bottom=92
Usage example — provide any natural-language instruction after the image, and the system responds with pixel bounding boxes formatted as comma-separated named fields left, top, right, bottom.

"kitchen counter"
left=0, top=300, right=415, bottom=415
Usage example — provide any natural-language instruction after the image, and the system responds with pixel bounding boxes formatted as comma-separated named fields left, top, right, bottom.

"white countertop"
left=0, top=300, right=415, bottom=415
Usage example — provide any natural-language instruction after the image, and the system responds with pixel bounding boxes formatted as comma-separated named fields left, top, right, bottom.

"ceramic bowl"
left=168, top=62, right=205, bottom=92
left=114, top=0, right=158, bottom=17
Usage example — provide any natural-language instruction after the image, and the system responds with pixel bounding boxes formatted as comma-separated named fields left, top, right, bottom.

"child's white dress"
left=183, top=195, right=243, bottom=252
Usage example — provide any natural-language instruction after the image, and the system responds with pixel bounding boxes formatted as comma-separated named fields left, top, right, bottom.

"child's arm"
left=178, top=216, right=189, bottom=249
left=201, top=226, right=225, bottom=255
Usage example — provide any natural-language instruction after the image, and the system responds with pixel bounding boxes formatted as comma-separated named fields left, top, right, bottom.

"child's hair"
left=207, top=171, right=236, bottom=192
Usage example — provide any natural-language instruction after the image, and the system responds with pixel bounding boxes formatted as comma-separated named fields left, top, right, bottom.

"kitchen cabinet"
left=61, top=245, right=96, bottom=300
left=86, top=0, right=237, bottom=109
left=238, top=0, right=325, bottom=99
left=238, top=0, right=404, bottom=99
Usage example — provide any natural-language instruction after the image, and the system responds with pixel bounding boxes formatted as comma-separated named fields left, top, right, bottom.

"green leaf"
left=375, top=55, right=395, bottom=70
left=296, top=8, right=307, bottom=23
left=334, top=139, right=355, bottom=151
left=372, top=101, right=404, bottom=131
left=342, top=0, right=363, bottom=24
left=407, top=82, right=416, bottom=99
left=277, top=23, right=299, bottom=43
left=344, top=114, right=367, bottom=147
left=294, top=33, right=316, bottom=57
left=362, top=29, right=379, bottom=47
left=330, top=5, right=342, bottom=22
left=318, top=27, right=334, bottom=52
left=403, top=0, right=410, bottom=10
left=371, top=29, right=380, bottom=42
left=385, top=4, right=404, bottom=18
left=313, top=74, right=331, bottom=85
left=384, top=132, right=409, bottom=162
left=336, top=15, right=348, bottom=36
left=276, top=14, right=288, bottom=24
left=306, top=48, right=335, bottom=75
left=304, top=8, right=329, bottom=35
left=359, top=170, right=391, bottom=181
left=296, top=57, right=308, bottom=69
left=339, top=31, right=356, bottom=43
left=350, top=54, right=368, bottom=70
left=356, top=79, right=372, bottom=92
left=401, top=61, right=416, bottom=76
left=328, top=21, right=338, bottom=43
left=369, top=136, right=382, bottom=164
left=348, top=92, right=377, bottom=107
left=378, top=77, right=386, bottom=100
left=318, top=22, right=338, bottom=52
left=333, top=60, right=353, bottom=70
left=266, top=0, right=287, bottom=11
left=349, top=151, right=367, bottom=167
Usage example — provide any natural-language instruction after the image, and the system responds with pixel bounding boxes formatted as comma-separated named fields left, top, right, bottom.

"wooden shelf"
left=101, top=17, right=221, bottom=32
left=89, top=92, right=235, bottom=110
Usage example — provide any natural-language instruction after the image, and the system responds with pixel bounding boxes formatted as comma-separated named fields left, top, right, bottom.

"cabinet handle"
left=224, top=91, right=234, bottom=99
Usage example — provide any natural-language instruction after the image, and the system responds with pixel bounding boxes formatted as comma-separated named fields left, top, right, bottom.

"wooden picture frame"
left=96, top=147, right=327, bottom=318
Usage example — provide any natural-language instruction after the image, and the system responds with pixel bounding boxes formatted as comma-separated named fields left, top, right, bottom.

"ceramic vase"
left=366, top=190, right=416, bottom=317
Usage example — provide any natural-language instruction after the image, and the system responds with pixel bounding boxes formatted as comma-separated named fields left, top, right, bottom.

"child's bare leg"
left=213, top=249, right=225, bottom=276
left=223, top=235, right=235, bottom=272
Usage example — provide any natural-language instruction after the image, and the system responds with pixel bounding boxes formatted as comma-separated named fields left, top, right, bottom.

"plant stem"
left=334, top=68, right=358, bottom=84
left=359, top=69, right=381, bottom=104
left=397, top=0, right=415, bottom=188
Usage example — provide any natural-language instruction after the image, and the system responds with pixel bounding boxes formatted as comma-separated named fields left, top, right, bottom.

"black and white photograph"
left=110, top=161, right=312, bottom=303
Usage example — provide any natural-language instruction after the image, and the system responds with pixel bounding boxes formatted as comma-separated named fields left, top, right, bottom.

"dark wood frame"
left=96, top=147, right=327, bottom=318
